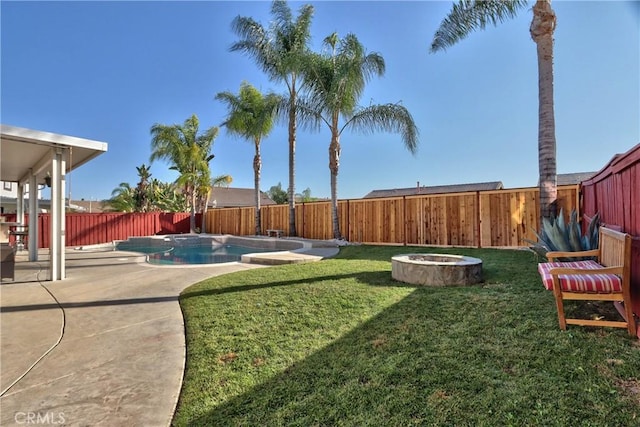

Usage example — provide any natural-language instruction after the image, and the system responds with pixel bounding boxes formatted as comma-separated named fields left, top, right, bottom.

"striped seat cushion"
left=538, top=260, right=622, bottom=293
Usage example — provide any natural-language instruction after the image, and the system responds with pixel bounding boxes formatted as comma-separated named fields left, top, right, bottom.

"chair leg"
left=624, top=300, right=637, bottom=337
left=553, top=290, right=567, bottom=330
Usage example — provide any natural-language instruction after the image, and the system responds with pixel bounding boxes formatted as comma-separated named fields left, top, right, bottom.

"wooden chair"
left=538, top=227, right=636, bottom=337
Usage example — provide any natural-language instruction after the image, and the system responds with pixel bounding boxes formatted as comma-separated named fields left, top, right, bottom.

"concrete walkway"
left=0, top=242, right=339, bottom=426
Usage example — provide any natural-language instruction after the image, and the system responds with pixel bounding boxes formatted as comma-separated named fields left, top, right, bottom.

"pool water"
left=116, top=243, right=271, bottom=265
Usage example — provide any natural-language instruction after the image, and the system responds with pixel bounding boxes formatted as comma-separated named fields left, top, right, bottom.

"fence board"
left=3, top=212, right=199, bottom=248
left=404, top=197, right=422, bottom=245
left=260, top=205, right=289, bottom=236
left=347, top=198, right=405, bottom=244
left=299, top=201, right=333, bottom=240
left=477, top=186, right=578, bottom=247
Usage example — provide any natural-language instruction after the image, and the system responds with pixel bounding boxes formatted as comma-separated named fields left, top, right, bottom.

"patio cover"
left=0, top=124, right=108, bottom=280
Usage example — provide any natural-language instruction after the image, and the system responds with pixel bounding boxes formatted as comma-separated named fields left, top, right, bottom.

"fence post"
left=346, top=199, right=350, bottom=241
left=576, top=184, right=582, bottom=227
left=403, top=196, right=407, bottom=246
left=476, top=191, right=482, bottom=248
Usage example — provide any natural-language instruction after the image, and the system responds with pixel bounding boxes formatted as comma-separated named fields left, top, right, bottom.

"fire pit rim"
left=391, top=253, right=482, bottom=266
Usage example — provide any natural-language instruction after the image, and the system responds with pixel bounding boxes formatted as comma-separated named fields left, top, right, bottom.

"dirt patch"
left=617, top=378, right=640, bottom=405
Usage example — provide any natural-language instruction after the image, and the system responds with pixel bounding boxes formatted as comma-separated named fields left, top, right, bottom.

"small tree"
left=267, top=182, right=288, bottom=205
left=295, top=187, right=313, bottom=202
left=106, top=169, right=189, bottom=213
left=150, top=179, right=188, bottom=213
left=134, top=164, right=152, bottom=212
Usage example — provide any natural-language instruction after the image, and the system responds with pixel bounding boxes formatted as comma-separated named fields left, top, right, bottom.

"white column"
left=16, top=184, right=24, bottom=225
left=50, top=149, right=66, bottom=281
left=16, top=183, right=25, bottom=251
left=60, top=152, right=66, bottom=280
left=28, top=173, right=38, bottom=261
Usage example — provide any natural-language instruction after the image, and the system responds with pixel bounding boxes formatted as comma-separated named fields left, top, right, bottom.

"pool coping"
left=75, top=234, right=341, bottom=267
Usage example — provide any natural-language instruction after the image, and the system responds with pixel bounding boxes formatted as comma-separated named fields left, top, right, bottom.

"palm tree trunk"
left=254, top=141, right=262, bottom=235
left=329, top=128, right=341, bottom=239
left=531, top=0, right=558, bottom=230
left=189, top=188, right=197, bottom=233
left=288, top=82, right=297, bottom=237
left=200, top=190, right=210, bottom=234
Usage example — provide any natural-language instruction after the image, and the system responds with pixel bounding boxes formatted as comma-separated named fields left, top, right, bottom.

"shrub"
left=527, top=209, right=600, bottom=259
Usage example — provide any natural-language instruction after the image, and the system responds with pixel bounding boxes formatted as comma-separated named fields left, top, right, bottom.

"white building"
left=0, top=181, right=44, bottom=214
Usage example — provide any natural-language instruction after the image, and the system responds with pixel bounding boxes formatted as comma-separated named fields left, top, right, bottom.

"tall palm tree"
left=216, top=82, right=281, bottom=235
left=430, top=0, right=558, bottom=226
left=150, top=114, right=218, bottom=233
left=230, top=0, right=314, bottom=236
left=300, top=33, right=419, bottom=239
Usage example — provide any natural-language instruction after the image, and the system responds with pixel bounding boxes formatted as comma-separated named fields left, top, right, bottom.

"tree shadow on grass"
left=180, top=245, right=540, bottom=304
left=176, top=281, right=636, bottom=427
left=180, top=271, right=422, bottom=301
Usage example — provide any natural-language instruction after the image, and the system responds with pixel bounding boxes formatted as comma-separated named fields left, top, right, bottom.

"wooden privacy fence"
left=4, top=212, right=197, bottom=248
left=2, top=185, right=579, bottom=249
left=204, top=185, right=580, bottom=247
left=581, top=142, right=640, bottom=298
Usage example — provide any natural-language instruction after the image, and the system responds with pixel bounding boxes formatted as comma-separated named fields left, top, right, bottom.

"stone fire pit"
left=391, top=253, right=482, bottom=286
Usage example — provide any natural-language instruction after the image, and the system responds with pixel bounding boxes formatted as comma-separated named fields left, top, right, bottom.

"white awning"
left=1, top=124, right=107, bottom=184
left=0, top=124, right=108, bottom=280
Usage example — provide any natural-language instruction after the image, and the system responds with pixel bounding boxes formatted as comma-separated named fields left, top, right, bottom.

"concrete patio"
left=0, top=243, right=338, bottom=426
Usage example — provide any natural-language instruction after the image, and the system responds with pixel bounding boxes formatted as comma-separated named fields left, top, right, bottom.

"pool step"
left=242, top=248, right=338, bottom=265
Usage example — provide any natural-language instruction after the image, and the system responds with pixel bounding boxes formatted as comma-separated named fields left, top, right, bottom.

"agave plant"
left=526, top=209, right=600, bottom=259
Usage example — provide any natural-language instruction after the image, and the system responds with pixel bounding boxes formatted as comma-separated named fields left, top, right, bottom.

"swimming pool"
left=115, top=235, right=306, bottom=265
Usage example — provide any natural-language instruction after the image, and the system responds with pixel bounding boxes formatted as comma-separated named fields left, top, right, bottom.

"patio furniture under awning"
left=0, top=124, right=108, bottom=281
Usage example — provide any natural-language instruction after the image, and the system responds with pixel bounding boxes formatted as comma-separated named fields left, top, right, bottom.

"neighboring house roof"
left=556, top=172, right=597, bottom=186
left=209, top=187, right=276, bottom=208
left=363, top=181, right=504, bottom=199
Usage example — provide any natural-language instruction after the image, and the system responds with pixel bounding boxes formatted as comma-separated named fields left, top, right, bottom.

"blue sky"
left=2, top=1, right=638, bottom=201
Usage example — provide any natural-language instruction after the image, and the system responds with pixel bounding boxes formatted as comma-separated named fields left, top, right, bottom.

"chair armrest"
left=546, top=249, right=599, bottom=261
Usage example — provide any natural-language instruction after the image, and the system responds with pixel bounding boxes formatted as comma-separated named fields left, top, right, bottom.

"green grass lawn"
left=174, top=246, right=640, bottom=426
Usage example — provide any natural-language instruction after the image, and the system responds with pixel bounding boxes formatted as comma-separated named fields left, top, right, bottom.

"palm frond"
left=271, top=0, right=293, bottom=34
left=216, top=82, right=280, bottom=142
left=292, top=95, right=325, bottom=132
left=212, top=174, right=233, bottom=187
left=431, top=0, right=529, bottom=52
left=345, top=103, right=419, bottom=154
left=231, top=2, right=313, bottom=87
